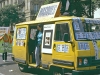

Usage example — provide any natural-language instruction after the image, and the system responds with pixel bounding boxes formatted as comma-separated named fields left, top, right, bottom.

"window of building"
left=0, top=3, right=2, bottom=8
left=3, top=1, right=5, bottom=6
left=14, top=0, right=17, bottom=4
left=7, top=0, right=9, bottom=4
left=26, top=0, right=28, bottom=9
left=11, top=0, right=13, bottom=4
left=33, top=4, right=40, bottom=14
left=54, top=23, right=70, bottom=41
left=2, top=2, right=3, bottom=7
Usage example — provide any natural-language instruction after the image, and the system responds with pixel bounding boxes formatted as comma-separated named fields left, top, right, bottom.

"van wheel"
left=18, top=64, right=28, bottom=72
left=53, top=72, right=62, bottom=75
left=53, top=72, right=72, bottom=75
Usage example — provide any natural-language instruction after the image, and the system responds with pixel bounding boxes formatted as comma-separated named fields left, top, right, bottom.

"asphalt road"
left=0, top=55, right=100, bottom=75
left=0, top=55, right=48, bottom=75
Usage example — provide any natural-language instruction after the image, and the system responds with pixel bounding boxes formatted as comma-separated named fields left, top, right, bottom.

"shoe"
left=3, top=60, right=5, bottom=62
left=36, top=65, right=41, bottom=68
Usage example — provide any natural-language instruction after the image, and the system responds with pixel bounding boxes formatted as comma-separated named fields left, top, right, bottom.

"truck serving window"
left=16, top=28, right=26, bottom=39
left=54, top=23, right=70, bottom=41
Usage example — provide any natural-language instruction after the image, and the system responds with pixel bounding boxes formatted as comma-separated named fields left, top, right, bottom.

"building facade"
left=0, top=0, right=44, bottom=21
left=25, top=0, right=44, bottom=21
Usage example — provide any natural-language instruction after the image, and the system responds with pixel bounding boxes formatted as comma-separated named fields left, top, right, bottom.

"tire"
left=49, top=67, right=63, bottom=75
left=18, top=64, right=28, bottom=72
left=11, top=56, right=15, bottom=61
left=53, top=72, right=62, bottom=75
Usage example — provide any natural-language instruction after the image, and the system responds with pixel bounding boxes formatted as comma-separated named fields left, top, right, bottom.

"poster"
left=78, top=42, right=85, bottom=50
left=30, top=29, right=37, bottom=40
left=86, top=32, right=93, bottom=40
left=76, top=32, right=86, bottom=40
left=98, top=32, right=100, bottom=39
left=92, top=40, right=99, bottom=60
left=45, top=32, right=51, bottom=46
left=94, top=32, right=99, bottom=39
left=43, top=30, right=53, bottom=49
left=84, top=43, right=90, bottom=50
left=73, top=22, right=80, bottom=31
left=56, top=44, right=69, bottom=52
left=42, top=24, right=55, bottom=54
left=17, top=28, right=26, bottom=39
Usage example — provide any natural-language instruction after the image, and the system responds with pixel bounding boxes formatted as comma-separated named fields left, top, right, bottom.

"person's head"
left=37, top=24, right=43, bottom=31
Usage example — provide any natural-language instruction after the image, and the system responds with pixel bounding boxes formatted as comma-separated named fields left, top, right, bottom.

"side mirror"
left=63, top=33, right=70, bottom=42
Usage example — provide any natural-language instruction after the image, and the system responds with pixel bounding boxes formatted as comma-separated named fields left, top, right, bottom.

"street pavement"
left=0, top=54, right=100, bottom=75
left=0, top=54, right=48, bottom=75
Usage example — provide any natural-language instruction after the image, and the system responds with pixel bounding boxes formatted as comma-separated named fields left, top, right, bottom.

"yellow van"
left=12, top=2, right=100, bottom=75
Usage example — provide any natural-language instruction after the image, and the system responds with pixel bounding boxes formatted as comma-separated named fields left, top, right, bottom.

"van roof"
left=16, top=16, right=77, bottom=25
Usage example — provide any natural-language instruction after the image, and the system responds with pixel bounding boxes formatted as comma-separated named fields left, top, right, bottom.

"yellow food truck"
left=12, top=2, right=100, bottom=75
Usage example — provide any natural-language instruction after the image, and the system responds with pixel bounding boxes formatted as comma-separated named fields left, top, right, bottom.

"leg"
left=5, top=52, right=7, bottom=60
left=2, top=52, right=4, bottom=60
left=35, top=46, right=41, bottom=66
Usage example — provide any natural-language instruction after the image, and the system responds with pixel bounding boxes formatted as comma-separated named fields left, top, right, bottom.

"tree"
left=44, top=0, right=100, bottom=18
left=0, top=5, right=25, bottom=27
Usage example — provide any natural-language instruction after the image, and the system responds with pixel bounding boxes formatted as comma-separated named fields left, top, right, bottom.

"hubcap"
left=54, top=72, right=62, bottom=75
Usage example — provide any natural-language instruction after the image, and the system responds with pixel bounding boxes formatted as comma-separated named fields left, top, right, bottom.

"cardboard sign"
left=36, top=2, right=61, bottom=20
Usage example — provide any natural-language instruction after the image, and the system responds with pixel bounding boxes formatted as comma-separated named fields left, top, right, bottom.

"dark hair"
left=37, top=24, right=43, bottom=28
left=37, top=24, right=43, bottom=32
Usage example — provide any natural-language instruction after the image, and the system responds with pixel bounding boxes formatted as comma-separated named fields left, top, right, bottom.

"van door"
left=52, top=22, right=74, bottom=66
left=42, top=24, right=55, bottom=54
left=41, top=24, right=55, bottom=67
left=13, top=25, right=28, bottom=64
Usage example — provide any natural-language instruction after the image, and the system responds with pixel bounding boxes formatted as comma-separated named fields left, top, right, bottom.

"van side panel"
left=12, top=25, right=28, bottom=63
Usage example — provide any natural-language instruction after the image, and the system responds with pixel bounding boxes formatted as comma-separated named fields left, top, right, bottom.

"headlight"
left=78, top=42, right=90, bottom=50
left=78, top=57, right=90, bottom=67
left=83, top=58, right=88, bottom=65
left=79, top=58, right=82, bottom=65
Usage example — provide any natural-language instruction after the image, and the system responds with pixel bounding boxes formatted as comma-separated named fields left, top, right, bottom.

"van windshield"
left=72, top=18, right=100, bottom=41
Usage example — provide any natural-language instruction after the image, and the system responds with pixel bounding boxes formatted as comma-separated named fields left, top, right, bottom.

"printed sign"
left=30, top=29, right=37, bottom=40
left=75, top=32, right=100, bottom=40
left=75, top=32, right=87, bottom=40
left=45, top=32, right=51, bottom=46
left=42, top=24, right=55, bottom=54
left=85, top=18, right=100, bottom=24
left=73, top=22, right=80, bottom=31
left=92, top=40, right=99, bottom=60
left=73, top=18, right=84, bottom=32
left=56, top=44, right=69, bottom=53
left=17, top=28, right=26, bottom=39
left=36, top=2, right=60, bottom=20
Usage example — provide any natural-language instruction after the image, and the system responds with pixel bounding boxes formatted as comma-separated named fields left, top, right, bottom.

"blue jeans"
left=35, top=45, right=41, bottom=66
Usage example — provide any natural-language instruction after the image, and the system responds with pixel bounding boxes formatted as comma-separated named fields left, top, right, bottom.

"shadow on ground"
left=25, top=68, right=49, bottom=75
left=0, top=61, right=16, bottom=67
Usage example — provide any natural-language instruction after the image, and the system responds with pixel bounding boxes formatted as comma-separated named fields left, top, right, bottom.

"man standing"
left=2, top=43, right=8, bottom=62
left=35, top=24, right=43, bottom=68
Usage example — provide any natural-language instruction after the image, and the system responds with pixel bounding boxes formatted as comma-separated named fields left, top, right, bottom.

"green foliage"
left=0, top=5, right=25, bottom=26
left=44, top=0, right=60, bottom=4
left=44, top=0, right=100, bottom=18
left=92, top=0, right=100, bottom=8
